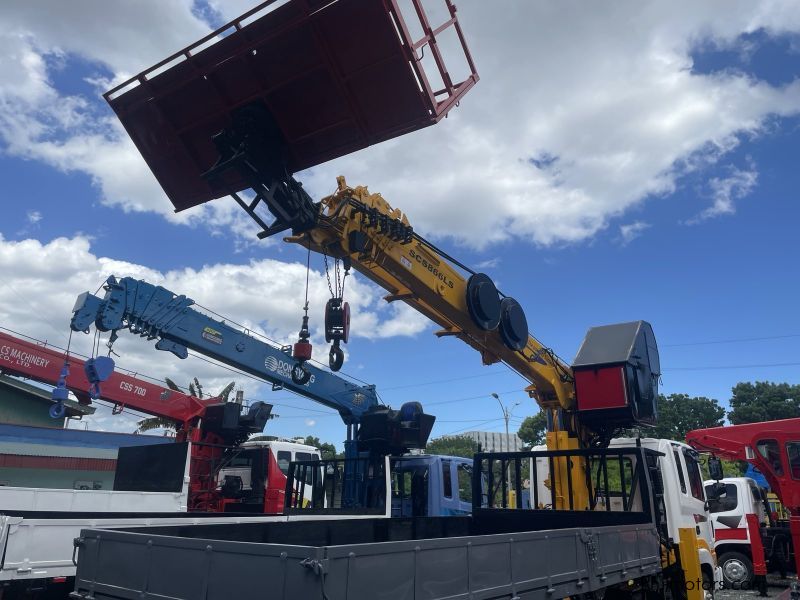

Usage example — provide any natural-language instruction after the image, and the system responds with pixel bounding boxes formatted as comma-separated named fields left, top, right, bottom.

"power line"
left=662, top=333, right=800, bottom=348
left=439, top=417, right=505, bottom=436
left=665, top=361, right=800, bottom=372
left=437, top=420, right=493, bottom=424
left=425, top=387, right=529, bottom=407
left=381, top=369, right=511, bottom=391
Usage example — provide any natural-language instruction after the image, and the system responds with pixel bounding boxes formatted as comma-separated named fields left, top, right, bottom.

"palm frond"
left=218, top=382, right=236, bottom=402
left=137, top=416, right=178, bottom=433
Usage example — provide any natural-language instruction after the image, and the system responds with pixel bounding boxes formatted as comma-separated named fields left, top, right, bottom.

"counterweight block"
left=572, top=321, right=660, bottom=430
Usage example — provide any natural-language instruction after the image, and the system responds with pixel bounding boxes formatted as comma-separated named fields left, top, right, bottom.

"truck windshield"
left=788, top=442, right=800, bottom=480
left=682, top=449, right=705, bottom=501
left=277, top=451, right=291, bottom=474
left=705, top=483, right=737, bottom=513
left=673, top=450, right=687, bottom=494
left=392, top=463, right=430, bottom=517
left=458, top=462, right=472, bottom=503
left=757, top=439, right=783, bottom=475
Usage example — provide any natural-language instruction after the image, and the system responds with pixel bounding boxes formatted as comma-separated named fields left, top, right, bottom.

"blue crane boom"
left=70, top=276, right=435, bottom=467
left=70, top=276, right=377, bottom=422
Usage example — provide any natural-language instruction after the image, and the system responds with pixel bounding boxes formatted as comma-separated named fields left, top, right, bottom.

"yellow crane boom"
left=287, top=177, right=575, bottom=413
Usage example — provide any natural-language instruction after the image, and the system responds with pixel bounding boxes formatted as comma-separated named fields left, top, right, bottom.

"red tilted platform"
left=105, top=0, right=478, bottom=211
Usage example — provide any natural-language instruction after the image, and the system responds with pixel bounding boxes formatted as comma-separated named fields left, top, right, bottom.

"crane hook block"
left=498, top=298, right=529, bottom=352
left=329, top=343, right=345, bottom=372
left=84, top=356, right=116, bottom=385
left=49, top=402, right=67, bottom=419
left=324, top=298, right=350, bottom=344
left=292, top=340, right=313, bottom=362
left=466, top=273, right=501, bottom=331
left=291, top=362, right=312, bottom=385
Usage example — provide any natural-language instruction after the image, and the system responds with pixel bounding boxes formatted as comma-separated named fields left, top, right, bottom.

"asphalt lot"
left=716, top=576, right=798, bottom=600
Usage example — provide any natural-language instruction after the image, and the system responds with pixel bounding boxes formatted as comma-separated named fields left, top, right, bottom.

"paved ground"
left=716, top=576, right=798, bottom=600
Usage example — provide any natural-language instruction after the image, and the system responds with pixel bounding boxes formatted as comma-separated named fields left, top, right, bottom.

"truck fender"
left=698, top=547, right=722, bottom=588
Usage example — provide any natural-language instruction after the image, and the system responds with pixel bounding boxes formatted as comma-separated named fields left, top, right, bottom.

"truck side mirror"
left=707, top=482, right=727, bottom=500
left=708, top=456, right=724, bottom=481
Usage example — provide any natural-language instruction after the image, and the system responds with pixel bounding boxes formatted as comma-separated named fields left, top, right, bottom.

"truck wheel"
left=718, top=551, right=753, bottom=589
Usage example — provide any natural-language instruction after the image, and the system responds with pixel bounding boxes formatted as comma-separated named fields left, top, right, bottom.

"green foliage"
left=218, top=382, right=236, bottom=402
left=649, top=393, right=725, bottom=441
left=301, top=435, right=338, bottom=459
left=425, top=435, right=481, bottom=459
left=135, top=416, right=178, bottom=433
left=517, top=412, right=547, bottom=448
left=699, top=457, right=747, bottom=480
left=728, top=382, right=800, bottom=424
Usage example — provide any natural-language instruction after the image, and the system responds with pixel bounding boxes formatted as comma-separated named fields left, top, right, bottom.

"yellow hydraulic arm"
left=288, top=178, right=574, bottom=409
left=287, top=177, right=588, bottom=507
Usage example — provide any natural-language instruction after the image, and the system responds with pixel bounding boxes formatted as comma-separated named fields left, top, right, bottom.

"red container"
left=105, top=0, right=478, bottom=211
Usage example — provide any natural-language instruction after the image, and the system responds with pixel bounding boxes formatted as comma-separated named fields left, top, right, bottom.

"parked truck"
left=688, top=418, right=800, bottom=586
left=71, top=440, right=721, bottom=600
left=68, top=1, right=722, bottom=598
left=0, top=291, right=463, bottom=597
left=704, top=476, right=771, bottom=588
left=0, top=321, right=459, bottom=598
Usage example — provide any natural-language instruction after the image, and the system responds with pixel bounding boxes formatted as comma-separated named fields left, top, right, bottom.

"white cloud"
left=0, top=234, right=430, bottom=430
left=688, top=164, right=759, bottom=223
left=475, top=258, right=501, bottom=270
left=304, top=418, right=316, bottom=428
left=618, top=221, right=651, bottom=245
left=0, top=2, right=799, bottom=248
left=26, top=210, right=41, bottom=224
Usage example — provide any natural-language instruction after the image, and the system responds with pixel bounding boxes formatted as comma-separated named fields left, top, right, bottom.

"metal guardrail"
left=285, top=456, right=388, bottom=515
left=473, top=446, right=660, bottom=520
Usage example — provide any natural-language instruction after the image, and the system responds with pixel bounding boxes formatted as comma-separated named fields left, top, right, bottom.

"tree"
left=517, top=412, right=547, bottom=448
left=727, top=381, right=800, bottom=424
left=700, top=457, right=747, bottom=480
left=136, top=377, right=236, bottom=433
left=649, top=393, right=725, bottom=441
left=301, top=435, right=338, bottom=459
left=425, top=435, right=480, bottom=458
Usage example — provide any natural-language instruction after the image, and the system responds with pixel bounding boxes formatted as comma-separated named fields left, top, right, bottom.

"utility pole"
left=491, top=392, right=519, bottom=451
left=491, top=392, right=520, bottom=507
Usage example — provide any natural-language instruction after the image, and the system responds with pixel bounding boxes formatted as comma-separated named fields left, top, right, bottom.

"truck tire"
left=718, top=551, right=753, bottom=589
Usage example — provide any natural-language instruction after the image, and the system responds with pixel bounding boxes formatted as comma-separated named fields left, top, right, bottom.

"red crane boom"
left=0, top=329, right=271, bottom=511
left=0, top=329, right=216, bottom=427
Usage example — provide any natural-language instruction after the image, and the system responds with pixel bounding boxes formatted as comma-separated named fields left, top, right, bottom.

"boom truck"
left=0, top=328, right=274, bottom=512
left=71, top=0, right=720, bottom=598
left=687, top=419, right=800, bottom=587
left=68, top=275, right=453, bottom=506
left=0, top=317, right=459, bottom=597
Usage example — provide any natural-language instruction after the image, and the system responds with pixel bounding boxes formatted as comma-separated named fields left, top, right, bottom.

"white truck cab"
left=216, top=437, right=320, bottom=492
left=704, top=476, right=767, bottom=588
left=609, top=438, right=722, bottom=590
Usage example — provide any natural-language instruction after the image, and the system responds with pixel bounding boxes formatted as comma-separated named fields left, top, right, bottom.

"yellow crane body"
left=287, top=178, right=588, bottom=507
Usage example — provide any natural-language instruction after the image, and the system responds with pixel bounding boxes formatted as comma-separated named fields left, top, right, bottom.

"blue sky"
left=0, top=2, right=798, bottom=448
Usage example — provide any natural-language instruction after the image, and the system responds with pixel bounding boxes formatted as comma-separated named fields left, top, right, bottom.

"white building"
left=460, top=431, right=523, bottom=453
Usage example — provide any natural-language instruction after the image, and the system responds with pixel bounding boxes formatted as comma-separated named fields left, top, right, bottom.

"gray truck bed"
left=72, top=516, right=661, bottom=600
